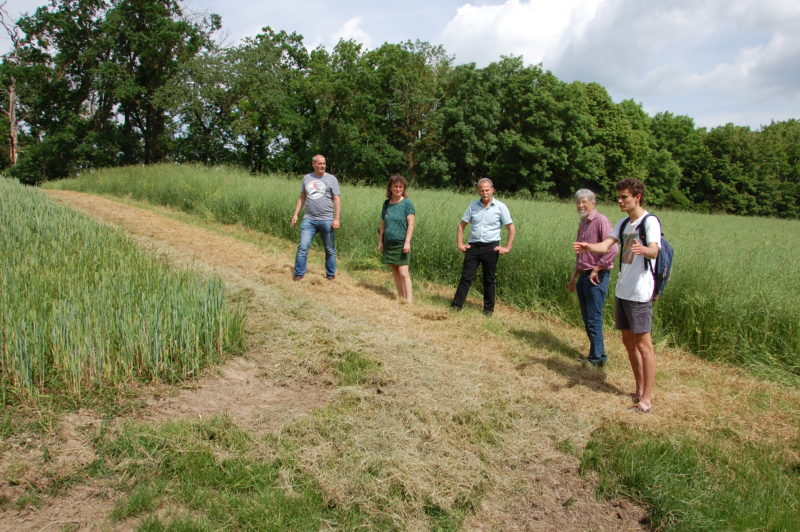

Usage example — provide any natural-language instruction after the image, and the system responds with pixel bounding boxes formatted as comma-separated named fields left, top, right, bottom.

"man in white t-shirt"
left=572, top=178, right=660, bottom=414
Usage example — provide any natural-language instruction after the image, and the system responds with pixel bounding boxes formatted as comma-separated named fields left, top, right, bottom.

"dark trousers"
left=451, top=242, right=500, bottom=312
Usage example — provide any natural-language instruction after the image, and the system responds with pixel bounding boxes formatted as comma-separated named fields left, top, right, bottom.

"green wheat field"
left=46, top=163, right=800, bottom=383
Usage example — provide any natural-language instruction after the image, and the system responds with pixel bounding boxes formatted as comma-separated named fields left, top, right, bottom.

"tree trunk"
left=1, top=6, right=19, bottom=166
left=6, top=77, right=16, bottom=165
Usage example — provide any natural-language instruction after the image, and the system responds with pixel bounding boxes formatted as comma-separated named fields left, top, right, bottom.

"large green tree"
left=5, top=5, right=799, bottom=218
left=752, top=120, right=800, bottom=218
left=362, top=41, right=450, bottom=182
left=10, top=0, right=218, bottom=182
left=13, top=0, right=112, bottom=182
left=228, top=28, right=307, bottom=174
left=429, top=63, right=501, bottom=188
left=158, top=49, right=239, bottom=165
left=104, top=0, right=219, bottom=164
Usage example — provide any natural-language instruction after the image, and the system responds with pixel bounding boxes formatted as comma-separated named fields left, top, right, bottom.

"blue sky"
left=3, top=0, right=799, bottom=129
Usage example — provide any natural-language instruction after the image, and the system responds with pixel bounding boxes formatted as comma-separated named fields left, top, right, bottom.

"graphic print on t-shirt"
left=620, top=231, right=636, bottom=265
left=305, top=180, right=327, bottom=200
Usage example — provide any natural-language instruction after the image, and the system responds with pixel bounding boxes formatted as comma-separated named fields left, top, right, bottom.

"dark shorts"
left=381, top=243, right=410, bottom=266
left=615, top=298, right=653, bottom=334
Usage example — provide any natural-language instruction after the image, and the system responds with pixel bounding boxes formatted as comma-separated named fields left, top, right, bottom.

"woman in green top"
left=378, top=175, right=416, bottom=304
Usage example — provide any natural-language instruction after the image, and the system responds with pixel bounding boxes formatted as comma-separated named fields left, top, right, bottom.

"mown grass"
left=95, top=413, right=484, bottom=530
left=96, top=415, right=378, bottom=530
left=46, top=163, right=800, bottom=383
left=581, top=424, right=800, bottom=531
left=18, top=181, right=798, bottom=531
left=0, top=178, right=246, bottom=404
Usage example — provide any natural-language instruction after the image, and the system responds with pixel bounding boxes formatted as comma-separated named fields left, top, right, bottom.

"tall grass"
left=1, top=178, right=245, bottom=404
left=581, top=424, right=800, bottom=531
left=46, top=164, right=800, bottom=381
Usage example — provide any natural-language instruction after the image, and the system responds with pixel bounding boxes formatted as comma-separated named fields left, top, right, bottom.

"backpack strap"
left=638, top=213, right=656, bottom=273
left=618, top=217, right=631, bottom=270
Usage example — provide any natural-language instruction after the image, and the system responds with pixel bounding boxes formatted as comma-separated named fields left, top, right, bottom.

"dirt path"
left=3, top=190, right=797, bottom=530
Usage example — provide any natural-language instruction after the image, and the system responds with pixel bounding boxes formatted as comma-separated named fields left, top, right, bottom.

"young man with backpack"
left=572, top=178, right=661, bottom=414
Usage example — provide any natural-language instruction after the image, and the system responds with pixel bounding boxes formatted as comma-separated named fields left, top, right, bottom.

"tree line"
left=2, top=0, right=798, bottom=218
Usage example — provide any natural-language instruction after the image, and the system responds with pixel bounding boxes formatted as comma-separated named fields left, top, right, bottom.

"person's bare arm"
left=332, top=194, right=341, bottom=229
left=631, top=240, right=659, bottom=259
left=456, top=221, right=470, bottom=252
left=495, top=223, right=515, bottom=254
left=290, top=191, right=306, bottom=226
left=403, top=214, right=415, bottom=253
left=573, top=236, right=617, bottom=254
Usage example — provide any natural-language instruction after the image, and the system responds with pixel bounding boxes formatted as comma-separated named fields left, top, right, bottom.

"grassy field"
left=582, top=424, right=800, bottom=531
left=46, top=164, right=800, bottom=383
left=0, top=178, right=245, bottom=404
left=2, top=186, right=797, bottom=530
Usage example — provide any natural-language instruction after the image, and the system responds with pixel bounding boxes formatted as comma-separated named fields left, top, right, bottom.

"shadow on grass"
left=425, top=293, right=486, bottom=313
left=426, top=293, right=454, bottom=308
left=511, top=328, right=583, bottom=359
left=356, top=281, right=396, bottom=300
left=511, top=328, right=627, bottom=398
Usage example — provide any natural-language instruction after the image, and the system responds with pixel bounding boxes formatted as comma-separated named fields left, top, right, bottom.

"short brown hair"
left=616, top=178, right=645, bottom=206
left=386, top=174, right=409, bottom=199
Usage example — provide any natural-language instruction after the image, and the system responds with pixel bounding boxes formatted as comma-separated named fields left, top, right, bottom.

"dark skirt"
left=381, top=243, right=411, bottom=266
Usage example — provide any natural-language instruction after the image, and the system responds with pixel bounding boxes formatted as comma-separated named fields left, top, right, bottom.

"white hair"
left=574, top=189, right=596, bottom=203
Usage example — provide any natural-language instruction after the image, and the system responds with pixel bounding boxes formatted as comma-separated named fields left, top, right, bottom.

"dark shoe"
left=587, top=357, right=606, bottom=368
left=293, top=275, right=304, bottom=281
left=483, top=310, right=494, bottom=316
left=449, top=304, right=461, bottom=312
left=326, top=275, right=336, bottom=281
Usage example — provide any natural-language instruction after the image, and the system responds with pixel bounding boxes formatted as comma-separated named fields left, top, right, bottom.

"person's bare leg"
left=621, top=329, right=644, bottom=402
left=634, top=332, right=656, bottom=411
left=390, top=265, right=404, bottom=300
left=397, top=265, right=412, bottom=304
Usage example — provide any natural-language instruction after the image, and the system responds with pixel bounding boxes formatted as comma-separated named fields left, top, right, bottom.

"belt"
left=468, top=241, right=500, bottom=248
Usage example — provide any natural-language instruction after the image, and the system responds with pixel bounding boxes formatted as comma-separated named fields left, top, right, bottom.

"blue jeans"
left=576, top=269, right=610, bottom=363
left=294, top=218, right=336, bottom=277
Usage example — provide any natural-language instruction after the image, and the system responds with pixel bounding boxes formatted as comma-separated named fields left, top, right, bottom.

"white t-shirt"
left=612, top=212, right=661, bottom=302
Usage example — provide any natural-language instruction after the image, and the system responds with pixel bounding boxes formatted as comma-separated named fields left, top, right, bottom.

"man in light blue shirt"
left=451, top=178, right=516, bottom=316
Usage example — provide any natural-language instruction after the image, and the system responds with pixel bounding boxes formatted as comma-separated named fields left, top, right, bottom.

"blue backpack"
left=618, top=213, right=674, bottom=301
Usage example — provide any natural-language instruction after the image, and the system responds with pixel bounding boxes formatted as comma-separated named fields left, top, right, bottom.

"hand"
left=631, top=239, right=645, bottom=255
left=290, top=214, right=298, bottom=227
left=495, top=245, right=511, bottom=255
left=332, top=219, right=340, bottom=230
left=378, top=241, right=384, bottom=253
left=572, top=242, right=589, bottom=253
left=458, top=243, right=471, bottom=253
left=403, top=242, right=411, bottom=254
left=568, top=278, right=576, bottom=293
left=589, top=270, right=600, bottom=285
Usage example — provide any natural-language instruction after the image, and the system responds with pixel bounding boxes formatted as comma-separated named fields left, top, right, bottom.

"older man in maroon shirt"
left=568, top=189, right=618, bottom=366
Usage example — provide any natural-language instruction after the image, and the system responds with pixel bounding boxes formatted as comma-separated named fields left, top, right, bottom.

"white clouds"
left=331, top=16, right=373, bottom=49
left=694, top=33, right=800, bottom=98
left=441, top=0, right=602, bottom=66
left=3, top=0, right=798, bottom=128
left=440, top=0, right=800, bottom=127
